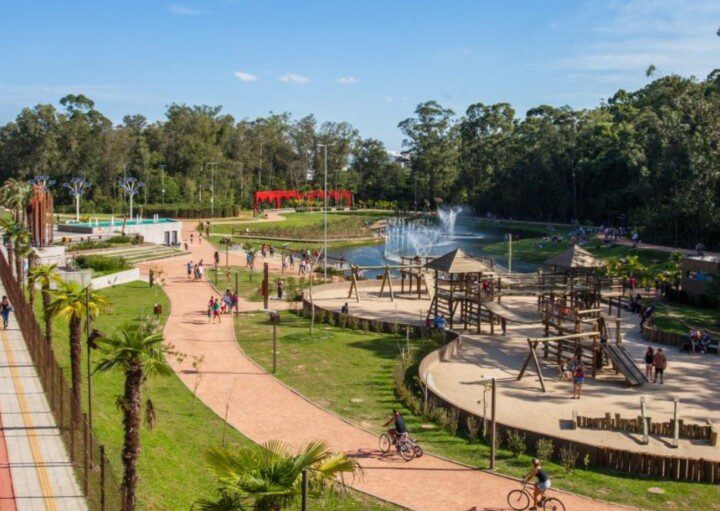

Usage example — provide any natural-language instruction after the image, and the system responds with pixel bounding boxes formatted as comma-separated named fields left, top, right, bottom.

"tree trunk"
left=14, top=252, right=22, bottom=285
left=69, top=315, right=83, bottom=425
left=42, top=287, right=52, bottom=344
left=6, top=239, right=14, bottom=280
left=27, top=258, right=36, bottom=310
left=122, top=362, right=143, bottom=511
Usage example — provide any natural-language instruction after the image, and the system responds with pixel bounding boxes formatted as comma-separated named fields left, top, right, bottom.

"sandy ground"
left=311, top=283, right=720, bottom=461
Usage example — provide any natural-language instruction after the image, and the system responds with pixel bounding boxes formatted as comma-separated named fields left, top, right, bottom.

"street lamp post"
left=119, top=177, right=144, bottom=220
left=159, top=164, right=166, bottom=204
left=317, top=143, right=335, bottom=282
left=62, top=177, right=91, bottom=221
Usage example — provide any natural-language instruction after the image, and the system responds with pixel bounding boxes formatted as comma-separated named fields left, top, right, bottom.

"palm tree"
left=197, top=440, right=358, bottom=511
left=0, top=218, right=26, bottom=279
left=29, top=264, right=60, bottom=343
left=0, top=178, right=31, bottom=224
left=49, top=281, right=108, bottom=423
left=26, top=250, right=40, bottom=309
left=94, top=322, right=172, bottom=511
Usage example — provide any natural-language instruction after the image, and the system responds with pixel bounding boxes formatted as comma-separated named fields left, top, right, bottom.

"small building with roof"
left=680, top=255, right=719, bottom=305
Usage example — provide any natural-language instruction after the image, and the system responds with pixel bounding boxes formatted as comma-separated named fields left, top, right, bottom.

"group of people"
left=186, top=260, right=205, bottom=281
left=643, top=347, right=668, bottom=383
left=207, top=289, right=240, bottom=323
left=680, top=329, right=717, bottom=355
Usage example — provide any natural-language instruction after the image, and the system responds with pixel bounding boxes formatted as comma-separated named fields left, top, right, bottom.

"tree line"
left=1, top=68, right=719, bottom=247
left=400, top=70, right=720, bottom=248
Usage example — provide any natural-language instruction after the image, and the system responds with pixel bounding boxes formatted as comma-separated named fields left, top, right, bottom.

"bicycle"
left=507, top=483, right=565, bottom=511
left=378, top=432, right=424, bottom=461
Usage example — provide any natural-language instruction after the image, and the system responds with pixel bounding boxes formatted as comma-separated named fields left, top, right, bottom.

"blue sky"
left=1, top=0, right=718, bottom=150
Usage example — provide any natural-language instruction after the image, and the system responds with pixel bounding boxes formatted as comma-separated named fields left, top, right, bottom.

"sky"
left=1, top=0, right=719, bottom=151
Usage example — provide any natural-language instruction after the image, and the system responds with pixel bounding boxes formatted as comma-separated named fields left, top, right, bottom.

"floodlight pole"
left=318, top=143, right=335, bottom=282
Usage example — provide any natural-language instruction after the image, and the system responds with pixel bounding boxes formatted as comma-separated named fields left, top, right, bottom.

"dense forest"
left=1, top=70, right=719, bottom=247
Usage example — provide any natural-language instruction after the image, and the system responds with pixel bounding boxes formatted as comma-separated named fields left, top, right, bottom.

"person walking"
left=277, top=279, right=284, bottom=300
left=644, top=346, right=655, bottom=380
left=186, top=260, right=193, bottom=280
left=0, top=296, right=13, bottom=329
left=211, top=298, right=221, bottom=323
left=213, top=250, right=220, bottom=266
left=653, top=348, right=667, bottom=384
left=197, top=261, right=204, bottom=281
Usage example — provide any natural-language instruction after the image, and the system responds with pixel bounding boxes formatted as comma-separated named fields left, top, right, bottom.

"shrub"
left=74, top=254, right=131, bottom=274
left=535, top=438, right=554, bottom=462
left=447, top=408, right=460, bottom=435
left=466, top=416, right=481, bottom=442
left=429, top=406, right=448, bottom=428
left=505, top=429, right=527, bottom=458
left=559, top=445, right=579, bottom=473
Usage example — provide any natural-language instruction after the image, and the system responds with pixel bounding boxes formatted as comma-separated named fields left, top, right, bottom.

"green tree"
left=49, top=282, right=109, bottom=423
left=197, top=440, right=357, bottom=511
left=28, top=264, right=61, bottom=344
left=94, top=321, right=173, bottom=511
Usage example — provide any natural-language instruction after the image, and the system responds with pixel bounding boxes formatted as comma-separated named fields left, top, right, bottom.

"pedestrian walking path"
left=0, top=285, right=87, bottom=511
left=151, top=241, right=630, bottom=511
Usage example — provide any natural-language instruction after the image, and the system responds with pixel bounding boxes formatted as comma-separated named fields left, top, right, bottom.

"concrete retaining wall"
left=91, top=268, right=141, bottom=290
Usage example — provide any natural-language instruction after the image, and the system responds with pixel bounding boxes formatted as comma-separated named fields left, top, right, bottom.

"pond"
left=326, top=214, right=539, bottom=278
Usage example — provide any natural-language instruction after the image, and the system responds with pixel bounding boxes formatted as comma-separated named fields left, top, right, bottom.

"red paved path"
left=147, top=231, right=630, bottom=511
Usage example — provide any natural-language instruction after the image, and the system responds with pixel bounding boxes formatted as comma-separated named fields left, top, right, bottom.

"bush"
left=446, top=408, right=460, bottom=435
left=505, top=429, right=527, bottom=458
left=466, top=416, right=481, bottom=441
left=535, top=438, right=554, bottom=462
left=559, top=445, right=579, bottom=473
left=74, top=254, right=131, bottom=274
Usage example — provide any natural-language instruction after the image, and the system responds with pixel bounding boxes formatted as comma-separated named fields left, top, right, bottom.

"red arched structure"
left=254, top=189, right=353, bottom=211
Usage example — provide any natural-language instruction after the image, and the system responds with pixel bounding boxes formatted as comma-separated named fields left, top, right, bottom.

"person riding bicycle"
left=524, top=458, right=550, bottom=510
left=383, top=409, right=407, bottom=443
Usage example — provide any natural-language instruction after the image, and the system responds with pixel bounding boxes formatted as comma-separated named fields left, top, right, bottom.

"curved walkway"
left=150, top=242, right=630, bottom=511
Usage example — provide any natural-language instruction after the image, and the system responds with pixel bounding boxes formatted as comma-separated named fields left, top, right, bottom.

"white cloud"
left=279, top=73, right=310, bottom=84
left=555, top=0, right=720, bottom=81
left=384, top=96, right=394, bottom=103
left=168, top=4, right=206, bottom=16
left=335, top=76, right=359, bottom=85
left=234, top=71, right=258, bottom=83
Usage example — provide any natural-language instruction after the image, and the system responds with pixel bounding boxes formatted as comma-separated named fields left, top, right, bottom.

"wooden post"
left=100, top=445, right=106, bottom=511
left=263, top=262, right=269, bottom=310
left=672, top=398, right=680, bottom=448
left=641, top=397, right=649, bottom=445
left=490, top=378, right=497, bottom=470
left=301, top=468, right=309, bottom=511
left=309, top=275, right=315, bottom=334
left=272, top=322, right=277, bottom=374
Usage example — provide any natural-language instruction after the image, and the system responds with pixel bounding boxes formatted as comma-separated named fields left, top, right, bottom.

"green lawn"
left=211, top=211, right=388, bottom=239
left=482, top=236, right=671, bottom=267
left=34, top=281, right=397, bottom=511
left=235, top=311, right=719, bottom=511
left=653, top=303, right=720, bottom=334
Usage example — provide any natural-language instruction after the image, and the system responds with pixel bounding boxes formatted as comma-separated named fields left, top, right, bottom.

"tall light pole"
left=63, top=177, right=91, bottom=221
left=208, top=162, right=218, bottom=218
left=119, top=177, right=144, bottom=219
left=317, top=143, right=335, bottom=282
left=159, top=164, right=166, bottom=204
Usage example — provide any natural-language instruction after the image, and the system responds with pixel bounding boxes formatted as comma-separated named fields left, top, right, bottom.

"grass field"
left=34, top=281, right=397, bottom=511
left=211, top=211, right=388, bottom=239
left=482, top=236, right=671, bottom=266
left=236, top=311, right=719, bottom=511
left=653, top=303, right=720, bottom=334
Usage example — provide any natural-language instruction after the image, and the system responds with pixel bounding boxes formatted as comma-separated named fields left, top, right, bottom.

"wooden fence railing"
left=575, top=413, right=716, bottom=445
left=0, top=250, right=125, bottom=510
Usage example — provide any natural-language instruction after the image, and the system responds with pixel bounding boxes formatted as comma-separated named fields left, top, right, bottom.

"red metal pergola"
left=254, top=189, right=353, bottom=211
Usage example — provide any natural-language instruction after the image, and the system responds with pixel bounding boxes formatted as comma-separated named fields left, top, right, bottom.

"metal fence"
left=0, top=250, right=124, bottom=510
